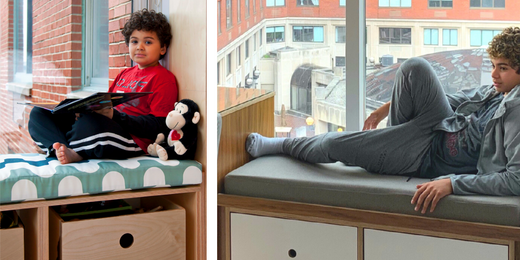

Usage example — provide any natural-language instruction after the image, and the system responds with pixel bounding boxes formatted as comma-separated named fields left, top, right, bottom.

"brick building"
left=0, top=0, right=133, bottom=154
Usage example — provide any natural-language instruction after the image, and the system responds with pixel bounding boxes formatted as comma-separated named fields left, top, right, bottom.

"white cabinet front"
left=231, top=213, right=357, bottom=260
left=364, top=229, right=508, bottom=260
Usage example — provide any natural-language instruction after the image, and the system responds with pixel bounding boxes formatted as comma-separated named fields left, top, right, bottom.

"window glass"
left=84, top=0, right=109, bottom=88
left=470, top=0, right=504, bottom=7
left=296, top=0, right=319, bottom=6
left=442, top=29, right=458, bottom=46
left=293, top=26, right=324, bottom=42
left=424, top=28, right=438, bottom=45
left=380, top=0, right=411, bottom=7
left=340, top=0, right=345, bottom=6
left=336, top=26, right=346, bottom=43
left=218, top=1, right=222, bottom=33
left=379, top=28, right=411, bottom=44
left=266, top=26, right=285, bottom=42
left=470, top=29, right=501, bottom=46
left=267, top=0, right=285, bottom=6
left=227, top=53, right=232, bottom=75
left=12, top=0, right=33, bottom=83
left=246, top=39, right=250, bottom=59
left=429, top=0, right=452, bottom=7
left=227, top=0, right=232, bottom=28
left=238, top=0, right=241, bottom=22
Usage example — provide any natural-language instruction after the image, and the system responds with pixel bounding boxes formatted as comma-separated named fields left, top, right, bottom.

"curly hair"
left=487, top=27, right=520, bottom=74
left=122, top=9, right=172, bottom=60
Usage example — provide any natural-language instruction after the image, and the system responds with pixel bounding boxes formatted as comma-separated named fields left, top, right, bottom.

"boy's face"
left=491, top=57, right=520, bottom=95
left=129, top=30, right=167, bottom=69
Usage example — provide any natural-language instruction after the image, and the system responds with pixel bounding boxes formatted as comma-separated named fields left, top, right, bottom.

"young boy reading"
left=29, top=9, right=177, bottom=164
left=246, top=27, right=520, bottom=214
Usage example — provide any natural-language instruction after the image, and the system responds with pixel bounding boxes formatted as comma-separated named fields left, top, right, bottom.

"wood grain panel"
left=217, top=94, right=275, bottom=193
left=0, top=213, right=24, bottom=260
left=218, top=194, right=520, bottom=244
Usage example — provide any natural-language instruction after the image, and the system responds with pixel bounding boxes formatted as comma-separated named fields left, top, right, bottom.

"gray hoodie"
left=434, top=84, right=520, bottom=195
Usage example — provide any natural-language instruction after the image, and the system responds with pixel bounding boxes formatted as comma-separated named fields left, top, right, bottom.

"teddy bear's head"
left=165, top=99, right=200, bottom=130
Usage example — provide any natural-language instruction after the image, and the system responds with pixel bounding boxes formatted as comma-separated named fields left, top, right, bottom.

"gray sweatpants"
left=282, top=57, right=454, bottom=175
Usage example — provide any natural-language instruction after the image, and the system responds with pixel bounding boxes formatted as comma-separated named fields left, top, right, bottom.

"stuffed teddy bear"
left=147, top=99, right=200, bottom=160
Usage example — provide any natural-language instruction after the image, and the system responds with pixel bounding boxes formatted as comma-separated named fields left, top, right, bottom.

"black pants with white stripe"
left=28, top=108, right=144, bottom=159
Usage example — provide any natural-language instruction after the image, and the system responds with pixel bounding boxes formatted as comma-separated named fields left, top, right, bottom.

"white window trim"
left=344, top=0, right=365, bottom=131
left=83, top=0, right=109, bottom=92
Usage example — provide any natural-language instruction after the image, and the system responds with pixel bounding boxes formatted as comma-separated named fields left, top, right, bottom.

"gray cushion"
left=224, top=155, right=520, bottom=226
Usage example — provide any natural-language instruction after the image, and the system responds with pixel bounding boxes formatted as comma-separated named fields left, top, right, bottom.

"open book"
left=20, top=92, right=152, bottom=114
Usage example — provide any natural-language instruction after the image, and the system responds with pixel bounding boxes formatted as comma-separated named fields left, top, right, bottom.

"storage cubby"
left=49, top=197, right=185, bottom=260
left=0, top=186, right=203, bottom=260
left=0, top=211, right=24, bottom=260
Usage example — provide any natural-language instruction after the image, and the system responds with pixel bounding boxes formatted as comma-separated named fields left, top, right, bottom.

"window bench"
left=218, top=155, right=520, bottom=259
left=216, top=92, right=520, bottom=260
left=0, top=154, right=204, bottom=260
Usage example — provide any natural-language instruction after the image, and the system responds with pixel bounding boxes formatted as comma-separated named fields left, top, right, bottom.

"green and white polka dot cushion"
left=0, top=154, right=202, bottom=204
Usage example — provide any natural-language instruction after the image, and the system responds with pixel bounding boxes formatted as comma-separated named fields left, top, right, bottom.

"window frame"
left=218, top=1, right=222, bottom=34
left=442, top=29, right=458, bottom=46
left=82, top=0, right=110, bottom=91
left=469, top=0, right=505, bottom=8
left=293, top=26, right=324, bottom=43
left=378, top=0, right=411, bottom=8
left=379, top=27, right=412, bottom=45
left=266, top=0, right=285, bottom=7
left=424, top=28, right=439, bottom=45
left=11, top=0, right=33, bottom=84
left=246, top=0, right=250, bottom=17
left=296, top=0, right=319, bottom=7
left=226, top=0, right=232, bottom=28
left=237, top=0, right=241, bottom=23
left=470, top=29, right=501, bottom=47
left=266, top=26, right=285, bottom=43
left=428, top=0, right=453, bottom=8
left=336, top=26, right=346, bottom=43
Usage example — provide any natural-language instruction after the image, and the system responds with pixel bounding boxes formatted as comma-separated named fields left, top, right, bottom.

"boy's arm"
left=112, top=110, right=169, bottom=140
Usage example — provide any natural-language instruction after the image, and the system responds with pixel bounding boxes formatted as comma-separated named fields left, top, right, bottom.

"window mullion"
left=344, top=0, right=365, bottom=131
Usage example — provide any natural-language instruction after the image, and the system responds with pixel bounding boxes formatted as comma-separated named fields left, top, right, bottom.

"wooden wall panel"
left=217, top=94, right=274, bottom=193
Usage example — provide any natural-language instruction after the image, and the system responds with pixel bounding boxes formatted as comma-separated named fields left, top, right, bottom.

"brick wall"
left=108, top=0, right=132, bottom=87
left=32, top=0, right=83, bottom=103
left=0, top=0, right=14, bottom=153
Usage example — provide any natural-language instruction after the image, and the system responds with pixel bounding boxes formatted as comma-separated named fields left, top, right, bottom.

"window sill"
left=6, top=82, right=33, bottom=96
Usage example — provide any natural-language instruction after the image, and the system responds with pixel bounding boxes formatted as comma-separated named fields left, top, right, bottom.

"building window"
left=470, top=29, right=501, bottom=47
left=227, top=53, right=232, bottom=75
left=12, top=0, right=33, bottom=84
left=245, top=39, right=250, bottom=59
left=236, top=46, right=241, bottom=66
left=442, top=29, right=458, bottom=46
left=379, top=28, right=412, bottom=44
left=470, top=0, right=505, bottom=8
left=378, top=0, right=411, bottom=7
left=226, top=0, right=232, bottom=28
left=237, top=0, right=241, bottom=22
left=266, top=26, right=285, bottom=43
left=340, top=0, right=345, bottom=6
left=424, top=28, right=439, bottom=45
left=336, top=56, right=346, bottom=67
left=336, top=26, right=346, bottom=43
left=259, top=29, right=263, bottom=46
left=218, top=1, right=222, bottom=34
left=293, top=26, right=324, bottom=42
left=428, top=0, right=452, bottom=7
left=266, top=0, right=285, bottom=7
left=84, top=0, right=109, bottom=89
left=254, top=34, right=257, bottom=51
left=297, top=0, right=319, bottom=6
left=246, top=0, right=250, bottom=17
left=217, top=61, right=220, bottom=84
left=253, top=0, right=256, bottom=13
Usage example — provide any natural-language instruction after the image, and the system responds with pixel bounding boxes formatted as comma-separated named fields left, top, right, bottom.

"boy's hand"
left=411, top=178, right=453, bottom=214
left=93, top=108, right=114, bottom=119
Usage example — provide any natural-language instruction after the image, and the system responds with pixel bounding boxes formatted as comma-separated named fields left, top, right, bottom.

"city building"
left=217, top=0, right=520, bottom=135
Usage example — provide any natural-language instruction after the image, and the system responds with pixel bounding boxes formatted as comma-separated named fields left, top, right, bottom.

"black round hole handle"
left=120, top=233, right=134, bottom=248
left=288, top=249, right=297, bottom=258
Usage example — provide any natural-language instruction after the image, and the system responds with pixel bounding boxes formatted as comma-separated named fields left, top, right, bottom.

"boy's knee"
left=399, top=57, right=431, bottom=74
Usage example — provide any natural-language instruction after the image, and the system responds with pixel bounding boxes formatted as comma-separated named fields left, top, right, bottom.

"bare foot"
left=52, top=143, right=83, bottom=164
